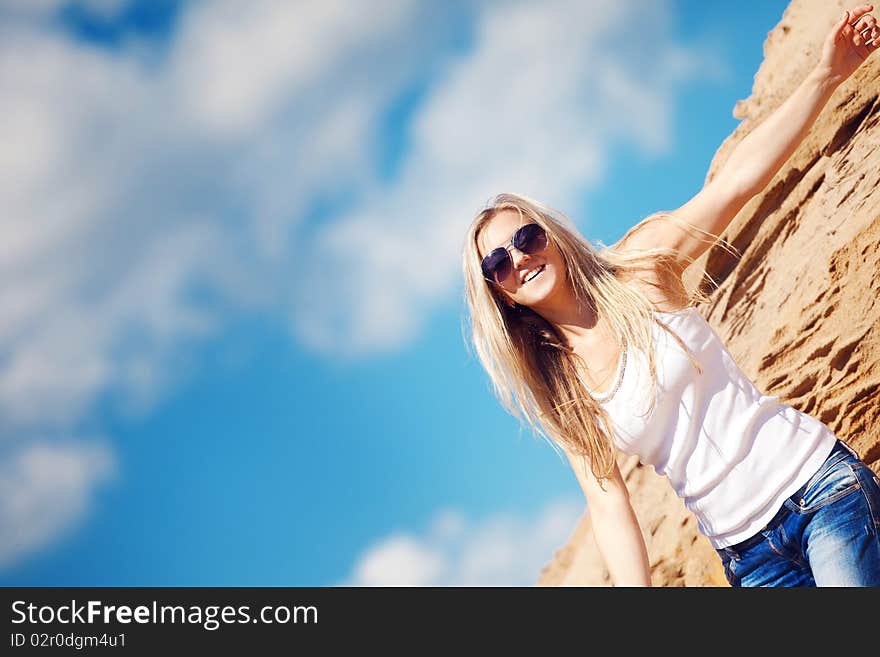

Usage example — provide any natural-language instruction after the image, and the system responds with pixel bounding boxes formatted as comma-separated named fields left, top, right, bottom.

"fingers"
left=841, top=5, right=879, bottom=48
left=859, top=26, right=879, bottom=47
left=846, top=3, right=874, bottom=24
left=834, top=9, right=851, bottom=41
left=853, top=12, right=879, bottom=47
left=844, top=4, right=872, bottom=30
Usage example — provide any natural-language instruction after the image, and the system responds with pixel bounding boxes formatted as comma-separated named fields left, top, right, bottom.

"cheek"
left=548, top=249, right=566, bottom=274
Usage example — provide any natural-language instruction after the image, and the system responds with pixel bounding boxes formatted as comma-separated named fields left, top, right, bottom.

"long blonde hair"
left=460, top=192, right=738, bottom=488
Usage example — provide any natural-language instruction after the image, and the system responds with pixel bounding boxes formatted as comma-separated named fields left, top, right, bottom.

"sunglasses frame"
left=481, top=222, right=549, bottom=285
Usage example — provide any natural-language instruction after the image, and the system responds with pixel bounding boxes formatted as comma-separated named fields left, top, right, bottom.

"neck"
left=528, top=283, right=600, bottom=346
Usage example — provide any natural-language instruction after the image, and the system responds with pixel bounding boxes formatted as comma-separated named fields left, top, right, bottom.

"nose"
left=509, top=244, right=535, bottom=271
left=507, top=252, right=536, bottom=286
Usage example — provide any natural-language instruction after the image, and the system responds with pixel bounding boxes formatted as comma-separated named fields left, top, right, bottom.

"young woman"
left=461, top=6, right=880, bottom=587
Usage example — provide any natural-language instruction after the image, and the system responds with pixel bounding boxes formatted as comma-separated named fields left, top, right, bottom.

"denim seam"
left=776, top=522, right=805, bottom=567
left=767, top=533, right=807, bottom=569
left=724, top=558, right=738, bottom=586
left=812, top=449, right=851, bottom=481
left=847, top=462, right=880, bottom=533
left=783, top=448, right=850, bottom=511
left=788, top=465, right=861, bottom=515
left=837, top=440, right=860, bottom=460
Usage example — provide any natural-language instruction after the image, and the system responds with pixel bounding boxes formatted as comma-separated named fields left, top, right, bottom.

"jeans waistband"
left=717, top=439, right=854, bottom=559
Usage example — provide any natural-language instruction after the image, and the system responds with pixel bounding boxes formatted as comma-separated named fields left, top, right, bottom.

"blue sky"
left=0, top=0, right=792, bottom=586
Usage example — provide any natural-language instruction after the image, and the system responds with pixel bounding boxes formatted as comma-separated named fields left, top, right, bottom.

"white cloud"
left=0, top=0, right=63, bottom=12
left=0, top=0, right=429, bottom=569
left=169, top=0, right=416, bottom=136
left=0, top=0, right=427, bottom=428
left=0, top=0, right=128, bottom=30
left=0, top=441, right=116, bottom=569
left=345, top=535, right=447, bottom=587
left=342, top=497, right=583, bottom=586
left=295, top=0, right=723, bottom=356
left=0, top=0, right=725, bottom=569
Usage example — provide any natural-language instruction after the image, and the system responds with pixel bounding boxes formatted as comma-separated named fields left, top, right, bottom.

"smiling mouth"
left=523, top=264, right=546, bottom=284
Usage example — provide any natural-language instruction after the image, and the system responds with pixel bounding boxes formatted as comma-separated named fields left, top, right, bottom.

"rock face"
left=538, top=0, right=880, bottom=587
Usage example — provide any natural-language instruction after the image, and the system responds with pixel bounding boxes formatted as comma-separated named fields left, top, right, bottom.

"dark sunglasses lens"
left=482, top=248, right=512, bottom=283
left=515, top=223, right=547, bottom=254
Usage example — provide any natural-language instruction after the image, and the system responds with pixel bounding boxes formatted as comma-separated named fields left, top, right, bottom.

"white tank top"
left=582, top=306, right=837, bottom=549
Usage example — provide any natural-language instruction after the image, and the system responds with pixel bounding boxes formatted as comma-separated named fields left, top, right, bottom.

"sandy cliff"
left=538, top=0, right=880, bottom=587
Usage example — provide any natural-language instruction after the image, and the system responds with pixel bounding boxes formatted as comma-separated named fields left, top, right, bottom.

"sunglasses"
left=480, top=222, right=548, bottom=285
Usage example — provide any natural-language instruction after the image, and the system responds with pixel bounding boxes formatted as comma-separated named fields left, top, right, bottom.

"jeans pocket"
left=791, top=458, right=861, bottom=514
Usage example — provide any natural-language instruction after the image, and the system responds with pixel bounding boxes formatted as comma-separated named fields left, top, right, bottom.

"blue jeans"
left=715, top=439, right=880, bottom=587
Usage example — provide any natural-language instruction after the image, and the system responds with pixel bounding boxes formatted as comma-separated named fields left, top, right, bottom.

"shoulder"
left=606, top=218, right=691, bottom=313
left=607, top=258, right=689, bottom=314
left=609, top=213, right=686, bottom=261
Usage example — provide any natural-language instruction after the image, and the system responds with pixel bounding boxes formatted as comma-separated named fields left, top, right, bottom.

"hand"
left=818, top=4, right=879, bottom=84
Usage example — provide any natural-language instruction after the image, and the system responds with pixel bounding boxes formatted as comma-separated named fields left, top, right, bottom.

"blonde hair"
left=460, top=192, right=739, bottom=488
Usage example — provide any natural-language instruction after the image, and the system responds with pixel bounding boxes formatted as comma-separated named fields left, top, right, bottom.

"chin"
left=515, top=265, right=556, bottom=303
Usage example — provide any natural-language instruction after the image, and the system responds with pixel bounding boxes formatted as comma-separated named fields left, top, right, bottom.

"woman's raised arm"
left=713, top=6, right=877, bottom=201
left=618, top=5, right=879, bottom=266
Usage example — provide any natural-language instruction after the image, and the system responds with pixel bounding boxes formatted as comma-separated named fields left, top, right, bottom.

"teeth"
left=524, top=265, right=544, bottom=283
